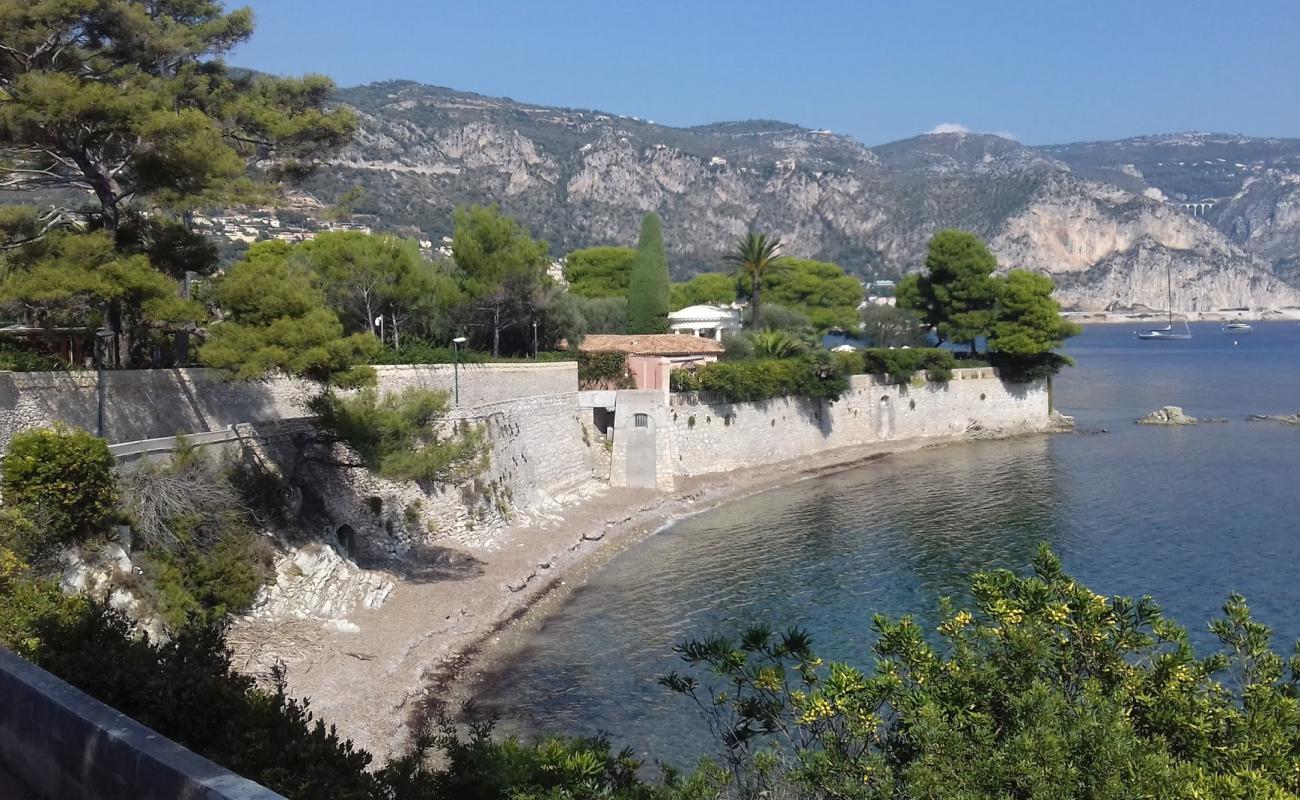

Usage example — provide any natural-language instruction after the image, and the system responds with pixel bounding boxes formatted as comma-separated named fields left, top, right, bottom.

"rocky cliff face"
left=304, top=83, right=1300, bottom=311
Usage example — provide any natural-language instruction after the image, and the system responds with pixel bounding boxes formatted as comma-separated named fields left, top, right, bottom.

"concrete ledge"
left=0, top=647, right=283, bottom=800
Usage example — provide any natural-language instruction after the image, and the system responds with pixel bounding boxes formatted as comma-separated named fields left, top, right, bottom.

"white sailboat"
left=1135, top=266, right=1191, bottom=340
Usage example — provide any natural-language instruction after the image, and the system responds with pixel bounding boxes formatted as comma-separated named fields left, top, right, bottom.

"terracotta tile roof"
left=577, top=334, right=725, bottom=356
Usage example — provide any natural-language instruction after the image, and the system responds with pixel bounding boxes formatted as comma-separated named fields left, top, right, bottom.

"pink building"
left=577, top=334, right=725, bottom=391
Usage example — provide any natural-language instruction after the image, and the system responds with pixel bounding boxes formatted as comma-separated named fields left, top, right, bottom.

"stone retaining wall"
left=0, top=646, right=281, bottom=799
left=667, top=369, right=1048, bottom=476
left=0, top=362, right=578, bottom=452
left=239, top=389, right=596, bottom=560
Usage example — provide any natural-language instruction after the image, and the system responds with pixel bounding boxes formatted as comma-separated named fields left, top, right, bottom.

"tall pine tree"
left=626, top=213, right=670, bottom=334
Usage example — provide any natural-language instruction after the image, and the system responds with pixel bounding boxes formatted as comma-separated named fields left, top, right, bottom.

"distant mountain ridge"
left=299, top=80, right=1300, bottom=312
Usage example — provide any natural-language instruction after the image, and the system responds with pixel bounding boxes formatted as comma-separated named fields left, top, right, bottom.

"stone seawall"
left=609, top=369, right=1050, bottom=487
left=668, top=369, right=1048, bottom=476
left=241, top=389, right=597, bottom=560
left=0, top=362, right=578, bottom=452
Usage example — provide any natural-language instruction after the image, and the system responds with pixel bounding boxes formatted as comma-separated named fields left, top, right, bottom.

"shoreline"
left=231, top=428, right=1047, bottom=763
left=1062, top=309, right=1300, bottom=324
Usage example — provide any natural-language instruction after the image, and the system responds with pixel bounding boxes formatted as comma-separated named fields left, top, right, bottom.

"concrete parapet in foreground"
left=0, top=647, right=282, bottom=799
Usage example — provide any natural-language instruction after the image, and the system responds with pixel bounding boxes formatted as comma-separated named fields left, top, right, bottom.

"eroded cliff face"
left=1049, top=239, right=1300, bottom=311
left=1216, top=172, right=1300, bottom=282
left=308, top=82, right=1300, bottom=311
left=988, top=174, right=1300, bottom=310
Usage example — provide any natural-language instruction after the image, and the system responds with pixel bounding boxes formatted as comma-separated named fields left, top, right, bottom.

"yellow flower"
left=1045, top=603, right=1070, bottom=624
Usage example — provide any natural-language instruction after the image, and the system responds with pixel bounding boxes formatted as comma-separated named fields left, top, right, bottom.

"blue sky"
left=231, top=0, right=1300, bottom=146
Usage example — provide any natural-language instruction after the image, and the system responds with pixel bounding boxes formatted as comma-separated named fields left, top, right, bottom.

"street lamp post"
left=452, top=336, right=467, bottom=406
left=532, top=320, right=538, bottom=360
left=94, top=322, right=114, bottom=439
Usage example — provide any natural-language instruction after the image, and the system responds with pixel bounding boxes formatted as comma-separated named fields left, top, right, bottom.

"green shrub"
left=308, top=388, right=487, bottom=483
left=1, top=425, right=118, bottom=545
left=0, top=542, right=82, bottom=657
left=671, top=357, right=848, bottom=403
left=855, top=347, right=958, bottom=383
left=135, top=528, right=274, bottom=630
left=663, top=546, right=1300, bottom=799
left=0, top=343, right=72, bottom=372
left=989, top=350, right=1073, bottom=383
left=371, top=340, right=488, bottom=366
left=31, top=605, right=382, bottom=799
left=577, top=350, right=631, bottom=389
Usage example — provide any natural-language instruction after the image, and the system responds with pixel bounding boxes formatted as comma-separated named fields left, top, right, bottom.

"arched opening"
left=336, top=524, right=357, bottom=557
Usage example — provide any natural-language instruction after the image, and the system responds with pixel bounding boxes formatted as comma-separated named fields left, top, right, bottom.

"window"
left=633, top=413, right=649, bottom=428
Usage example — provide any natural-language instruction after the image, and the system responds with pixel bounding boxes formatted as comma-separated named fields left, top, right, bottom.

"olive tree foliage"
left=451, top=205, right=549, bottom=357
left=0, top=0, right=356, bottom=236
left=664, top=545, right=1300, bottom=800
left=626, top=212, right=670, bottom=334
left=299, top=230, right=457, bottom=347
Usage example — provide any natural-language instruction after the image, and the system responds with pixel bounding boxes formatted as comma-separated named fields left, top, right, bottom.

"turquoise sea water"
left=473, top=322, right=1300, bottom=766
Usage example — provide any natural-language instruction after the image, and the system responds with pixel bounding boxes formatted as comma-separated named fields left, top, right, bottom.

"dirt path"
left=230, top=432, right=983, bottom=762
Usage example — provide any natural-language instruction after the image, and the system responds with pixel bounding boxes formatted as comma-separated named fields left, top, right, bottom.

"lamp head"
left=452, top=336, right=467, bottom=344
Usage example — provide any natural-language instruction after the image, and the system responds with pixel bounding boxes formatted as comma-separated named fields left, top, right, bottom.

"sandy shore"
left=230, top=430, right=1035, bottom=763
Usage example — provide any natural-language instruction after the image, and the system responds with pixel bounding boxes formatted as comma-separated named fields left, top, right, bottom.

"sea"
left=472, top=321, right=1300, bottom=767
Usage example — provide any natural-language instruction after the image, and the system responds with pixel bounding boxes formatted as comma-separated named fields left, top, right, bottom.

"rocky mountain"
left=9, top=78, right=1295, bottom=312
left=302, top=82, right=1300, bottom=312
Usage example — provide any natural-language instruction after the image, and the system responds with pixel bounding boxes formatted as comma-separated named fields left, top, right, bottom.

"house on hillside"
left=576, top=334, right=724, bottom=391
left=666, top=305, right=742, bottom=341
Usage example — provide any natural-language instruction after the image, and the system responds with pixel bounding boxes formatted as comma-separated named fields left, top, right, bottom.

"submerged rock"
left=1047, top=410, right=1077, bottom=433
left=1247, top=411, right=1300, bottom=425
left=1137, top=406, right=1198, bottom=425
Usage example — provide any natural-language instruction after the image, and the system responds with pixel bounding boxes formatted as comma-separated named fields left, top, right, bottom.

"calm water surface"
left=475, top=322, right=1300, bottom=765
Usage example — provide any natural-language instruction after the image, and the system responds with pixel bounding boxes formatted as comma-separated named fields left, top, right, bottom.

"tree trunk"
left=72, top=149, right=122, bottom=233
left=751, top=277, right=762, bottom=330
left=391, top=313, right=401, bottom=350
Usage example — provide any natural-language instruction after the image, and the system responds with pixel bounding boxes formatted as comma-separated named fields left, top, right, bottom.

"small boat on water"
left=1136, top=323, right=1191, bottom=341
left=1135, top=264, right=1192, bottom=340
left=1221, top=322, right=1252, bottom=334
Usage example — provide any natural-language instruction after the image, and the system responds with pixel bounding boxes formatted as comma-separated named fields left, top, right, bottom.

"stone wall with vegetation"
left=240, top=390, right=595, bottom=565
left=0, top=362, right=578, bottom=452
left=667, top=368, right=1049, bottom=477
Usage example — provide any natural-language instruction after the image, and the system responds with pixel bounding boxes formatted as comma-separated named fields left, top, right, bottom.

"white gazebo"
left=666, top=305, right=742, bottom=341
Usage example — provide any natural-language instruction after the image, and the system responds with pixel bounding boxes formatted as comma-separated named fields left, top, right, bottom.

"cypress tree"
left=626, top=213, right=671, bottom=333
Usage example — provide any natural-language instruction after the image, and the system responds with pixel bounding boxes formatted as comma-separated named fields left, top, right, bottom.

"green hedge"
left=0, top=343, right=72, bottom=372
left=835, top=347, right=959, bottom=383
left=670, top=357, right=849, bottom=403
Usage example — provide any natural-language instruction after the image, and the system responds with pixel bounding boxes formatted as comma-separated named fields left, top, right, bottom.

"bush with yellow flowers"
left=661, top=545, right=1300, bottom=799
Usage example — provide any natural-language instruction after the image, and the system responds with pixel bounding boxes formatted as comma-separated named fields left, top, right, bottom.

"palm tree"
left=750, top=329, right=808, bottom=359
left=724, top=232, right=785, bottom=330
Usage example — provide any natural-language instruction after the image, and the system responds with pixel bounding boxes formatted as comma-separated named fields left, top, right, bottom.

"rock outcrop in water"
left=1247, top=411, right=1300, bottom=425
left=1137, top=406, right=1199, bottom=425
